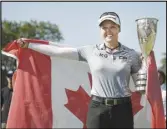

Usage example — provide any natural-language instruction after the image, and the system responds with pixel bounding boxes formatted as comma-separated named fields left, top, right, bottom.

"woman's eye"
left=111, top=26, right=116, bottom=29
left=102, top=26, right=117, bottom=30
left=102, top=27, right=107, bottom=30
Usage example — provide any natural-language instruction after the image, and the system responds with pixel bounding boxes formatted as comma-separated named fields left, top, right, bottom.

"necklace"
left=104, top=43, right=120, bottom=50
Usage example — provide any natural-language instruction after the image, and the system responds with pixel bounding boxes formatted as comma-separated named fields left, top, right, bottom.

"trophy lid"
left=136, top=17, right=158, bottom=22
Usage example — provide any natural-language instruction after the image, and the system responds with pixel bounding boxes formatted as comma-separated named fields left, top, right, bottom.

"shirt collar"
left=99, top=42, right=124, bottom=51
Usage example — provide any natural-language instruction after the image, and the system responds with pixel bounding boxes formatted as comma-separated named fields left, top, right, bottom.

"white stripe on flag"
left=2, top=51, right=18, bottom=59
left=51, top=57, right=90, bottom=128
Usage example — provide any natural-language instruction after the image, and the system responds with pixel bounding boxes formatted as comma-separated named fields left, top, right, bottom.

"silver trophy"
left=135, top=18, right=158, bottom=93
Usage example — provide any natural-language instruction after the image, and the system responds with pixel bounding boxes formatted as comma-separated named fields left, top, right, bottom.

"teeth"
left=106, top=35, right=113, bottom=41
left=107, top=35, right=112, bottom=37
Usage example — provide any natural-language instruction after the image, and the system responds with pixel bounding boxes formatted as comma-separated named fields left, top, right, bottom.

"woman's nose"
left=106, top=28, right=112, bottom=33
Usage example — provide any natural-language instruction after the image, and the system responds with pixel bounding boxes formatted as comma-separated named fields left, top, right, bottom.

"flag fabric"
left=146, top=51, right=166, bottom=128
left=3, top=39, right=165, bottom=128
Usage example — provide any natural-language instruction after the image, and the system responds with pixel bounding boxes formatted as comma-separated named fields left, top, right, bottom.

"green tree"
left=159, top=52, right=166, bottom=76
left=2, top=20, right=64, bottom=49
left=1, top=20, right=64, bottom=71
left=160, top=53, right=166, bottom=66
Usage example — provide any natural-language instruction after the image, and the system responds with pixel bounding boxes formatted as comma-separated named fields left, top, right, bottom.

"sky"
left=2, top=2, right=166, bottom=67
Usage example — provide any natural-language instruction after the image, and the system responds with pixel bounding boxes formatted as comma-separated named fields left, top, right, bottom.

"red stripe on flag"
left=146, top=51, right=166, bottom=128
left=3, top=40, right=19, bottom=57
left=4, top=40, right=53, bottom=128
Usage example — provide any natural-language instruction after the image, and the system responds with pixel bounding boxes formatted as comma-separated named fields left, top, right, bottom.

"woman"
left=17, top=12, right=142, bottom=128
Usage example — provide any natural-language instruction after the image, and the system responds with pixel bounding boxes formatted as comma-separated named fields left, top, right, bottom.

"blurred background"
left=1, top=2, right=166, bottom=87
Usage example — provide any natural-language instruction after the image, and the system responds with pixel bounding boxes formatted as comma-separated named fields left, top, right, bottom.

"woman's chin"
left=105, top=39, right=113, bottom=44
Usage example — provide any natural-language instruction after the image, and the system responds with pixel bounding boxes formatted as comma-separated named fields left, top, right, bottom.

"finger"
left=16, top=39, right=24, bottom=47
left=17, top=38, right=26, bottom=45
left=19, top=38, right=26, bottom=43
left=20, top=43, right=25, bottom=48
left=17, top=39, right=23, bottom=44
left=16, top=40, right=24, bottom=47
left=20, top=38, right=28, bottom=42
left=16, top=38, right=29, bottom=48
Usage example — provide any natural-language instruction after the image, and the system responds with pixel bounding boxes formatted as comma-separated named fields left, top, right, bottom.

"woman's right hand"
left=16, top=38, right=29, bottom=48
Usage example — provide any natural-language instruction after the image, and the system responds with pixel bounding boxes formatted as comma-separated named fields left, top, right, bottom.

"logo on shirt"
left=93, top=50, right=108, bottom=59
left=119, top=56, right=127, bottom=61
left=97, top=53, right=108, bottom=58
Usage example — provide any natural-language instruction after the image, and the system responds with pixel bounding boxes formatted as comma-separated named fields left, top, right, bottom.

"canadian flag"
left=3, top=39, right=165, bottom=128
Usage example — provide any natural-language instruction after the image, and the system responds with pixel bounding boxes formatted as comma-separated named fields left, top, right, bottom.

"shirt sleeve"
left=28, top=43, right=79, bottom=61
left=130, top=51, right=142, bottom=74
left=77, top=45, right=94, bottom=62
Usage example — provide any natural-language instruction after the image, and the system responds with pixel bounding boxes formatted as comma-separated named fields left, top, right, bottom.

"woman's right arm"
left=17, top=38, right=92, bottom=62
left=28, top=43, right=79, bottom=60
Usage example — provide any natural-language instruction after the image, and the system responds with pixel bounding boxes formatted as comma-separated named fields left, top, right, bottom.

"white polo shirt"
left=77, top=43, right=142, bottom=98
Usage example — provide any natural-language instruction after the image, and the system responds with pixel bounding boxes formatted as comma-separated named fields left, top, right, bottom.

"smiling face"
left=100, top=20, right=120, bottom=44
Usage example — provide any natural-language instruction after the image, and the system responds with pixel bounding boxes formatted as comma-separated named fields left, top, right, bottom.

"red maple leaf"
left=65, top=73, right=143, bottom=128
left=64, top=72, right=92, bottom=128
